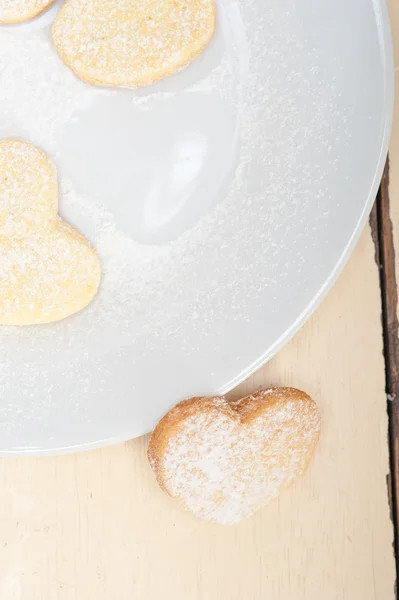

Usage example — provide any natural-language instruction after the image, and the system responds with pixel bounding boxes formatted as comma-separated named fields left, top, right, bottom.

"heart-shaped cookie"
left=0, top=0, right=54, bottom=23
left=52, top=0, right=216, bottom=88
left=148, top=388, right=321, bottom=524
left=0, top=139, right=101, bottom=325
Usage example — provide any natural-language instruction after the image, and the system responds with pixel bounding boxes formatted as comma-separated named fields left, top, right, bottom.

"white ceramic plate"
left=0, top=0, right=393, bottom=455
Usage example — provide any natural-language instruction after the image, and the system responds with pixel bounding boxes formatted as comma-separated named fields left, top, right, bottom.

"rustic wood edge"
left=370, top=157, right=399, bottom=595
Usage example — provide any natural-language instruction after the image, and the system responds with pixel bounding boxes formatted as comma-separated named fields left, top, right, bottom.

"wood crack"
left=370, top=158, right=399, bottom=595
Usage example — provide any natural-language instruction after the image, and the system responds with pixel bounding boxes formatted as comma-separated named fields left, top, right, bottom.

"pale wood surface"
left=0, top=225, right=395, bottom=600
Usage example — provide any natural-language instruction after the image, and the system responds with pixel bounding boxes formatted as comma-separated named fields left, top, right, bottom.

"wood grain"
left=0, top=226, right=395, bottom=600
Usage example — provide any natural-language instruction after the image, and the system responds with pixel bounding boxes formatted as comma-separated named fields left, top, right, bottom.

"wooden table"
left=1, top=5, right=399, bottom=599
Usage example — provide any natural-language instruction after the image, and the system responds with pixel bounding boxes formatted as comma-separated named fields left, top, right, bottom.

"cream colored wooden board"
left=0, top=226, right=395, bottom=600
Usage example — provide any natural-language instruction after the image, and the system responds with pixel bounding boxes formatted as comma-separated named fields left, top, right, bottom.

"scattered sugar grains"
left=52, top=0, right=217, bottom=87
left=0, top=0, right=54, bottom=24
left=149, top=390, right=321, bottom=524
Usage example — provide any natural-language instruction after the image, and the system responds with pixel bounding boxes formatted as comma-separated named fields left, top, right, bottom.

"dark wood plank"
left=370, top=158, right=399, bottom=586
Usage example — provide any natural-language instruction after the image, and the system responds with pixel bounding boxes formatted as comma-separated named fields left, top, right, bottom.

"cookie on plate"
left=0, top=139, right=101, bottom=325
left=52, top=0, right=216, bottom=88
left=0, top=0, right=54, bottom=24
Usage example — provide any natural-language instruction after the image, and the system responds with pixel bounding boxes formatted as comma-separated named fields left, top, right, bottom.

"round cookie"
left=0, top=139, right=101, bottom=325
left=148, top=388, right=321, bottom=525
left=0, top=0, right=54, bottom=24
left=52, top=0, right=216, bottom=88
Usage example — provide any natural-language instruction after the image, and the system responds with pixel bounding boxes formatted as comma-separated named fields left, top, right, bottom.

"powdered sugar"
left=0, top=0, right=53, bottom=24
left=150, top=390, right=321, bottom=524
left=52, top=0, right=216, bottom=88
left=0, top=140, right=101, bottom=325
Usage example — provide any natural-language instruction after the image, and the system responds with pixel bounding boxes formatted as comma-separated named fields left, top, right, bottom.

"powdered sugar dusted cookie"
left=52, top=0, right=216, bottom=88
left=0, top=139, right=101, bottom=325
left=0, top=0, right=54, bottom=23
left=148, top=388, right=321, bottom=525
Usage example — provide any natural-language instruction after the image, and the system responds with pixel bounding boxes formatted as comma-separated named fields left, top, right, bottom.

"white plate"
left=0, top=0, right=393, bottom=455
